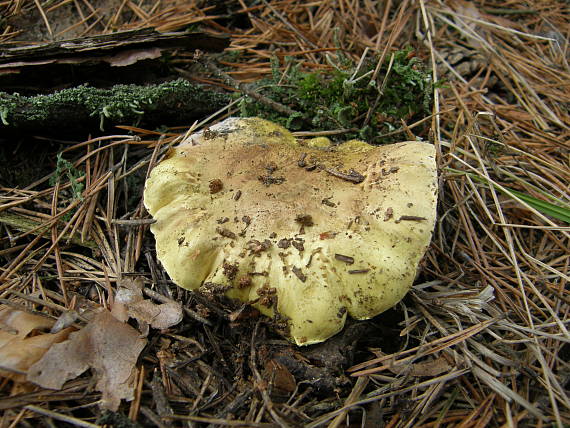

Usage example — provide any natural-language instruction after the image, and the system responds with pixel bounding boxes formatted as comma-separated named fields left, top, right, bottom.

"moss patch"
left=237, top=48, right=434, bottom=144
left=0, top=79, right=229, bottom=134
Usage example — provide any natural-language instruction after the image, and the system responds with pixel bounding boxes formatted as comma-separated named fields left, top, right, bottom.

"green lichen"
left=0, top=79, right=229, bottom=132
left=0, top=95, right=17, bottom=125
left=237, top=47, right=434, bottom=143
left=49, top=152, right=84, bottom=201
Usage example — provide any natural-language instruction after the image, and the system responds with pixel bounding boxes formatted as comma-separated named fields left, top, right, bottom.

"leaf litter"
left=0, top=309, right=74, bottom=384
left=112, top=277, right=183, bottom=333
left=27, top=309, right=146, bottom=411
left=0, top=277, right=182, bottom=411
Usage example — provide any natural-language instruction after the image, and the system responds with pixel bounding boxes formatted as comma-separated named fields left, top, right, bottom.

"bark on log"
left=0, top=29, right=229, bottom=68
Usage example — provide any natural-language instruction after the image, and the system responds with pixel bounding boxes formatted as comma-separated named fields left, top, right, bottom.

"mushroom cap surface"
left=144, top=117, right=437, bottom=345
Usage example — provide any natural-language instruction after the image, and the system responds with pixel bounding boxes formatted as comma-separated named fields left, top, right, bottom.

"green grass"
left=448, top=168, right=570, bottom=224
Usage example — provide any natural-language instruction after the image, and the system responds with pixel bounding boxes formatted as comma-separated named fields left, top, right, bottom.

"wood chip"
left=348, top=269, right=370, bottom=274
left=325, top=168, right=365, bottom=183
left=216, top=227, right=237, bottom=239
left=335, top=254, right=355, bottom=264
left=291, top=266, right=306, bottom=282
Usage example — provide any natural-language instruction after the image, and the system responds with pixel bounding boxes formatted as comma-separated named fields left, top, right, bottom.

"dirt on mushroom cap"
left=144, top=117, right=437, bottom=345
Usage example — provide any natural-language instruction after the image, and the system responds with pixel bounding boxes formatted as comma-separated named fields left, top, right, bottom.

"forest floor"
left=0, top=1, right=568, bottom=427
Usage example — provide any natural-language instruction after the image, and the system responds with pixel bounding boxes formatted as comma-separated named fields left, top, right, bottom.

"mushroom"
left=144, top=117, right=437, bottom=345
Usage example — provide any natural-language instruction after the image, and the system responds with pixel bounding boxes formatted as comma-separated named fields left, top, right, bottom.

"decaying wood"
left=0, top=29, right=229, bottom=69
left=0, top=79, right=230, bottom=135
left=0, top=29, right=231, bottom=136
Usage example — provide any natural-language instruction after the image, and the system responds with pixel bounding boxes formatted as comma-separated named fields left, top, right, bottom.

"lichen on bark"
left=0, top=78, right=229, bottom=134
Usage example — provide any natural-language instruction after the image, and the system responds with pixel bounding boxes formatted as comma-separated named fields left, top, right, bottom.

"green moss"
left=237, top=47, right=434, bottom=143
left=49, top=152, right=84, bottom=201
left=48, top=152, right=85, bottom=221
left=0, top=79, right=229, bottom=132
left=0, top=95, right=17, bottom=126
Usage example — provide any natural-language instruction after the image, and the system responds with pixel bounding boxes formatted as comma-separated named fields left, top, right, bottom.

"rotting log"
left=0, top=79, right=230, bottom=136
left=0, top=29, right=229, bottom=67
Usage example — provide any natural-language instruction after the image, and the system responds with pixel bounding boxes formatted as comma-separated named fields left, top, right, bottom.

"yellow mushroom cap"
left=144, top=117, right=437, bottom=345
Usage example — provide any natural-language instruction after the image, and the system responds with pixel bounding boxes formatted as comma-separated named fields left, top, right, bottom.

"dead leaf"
left=451, top=1, right=484, bottom=48
left=264, top=359, right=296, bottom=402
left=50, top=310, right=79, bottom=333
left=228, top=304, right=260, bottom=322
left=113, top=278, right=182, bottom=331
left=27, top=309, right=146, bottom=410
left=452, top=1, right=482, bottom=26
left=0, top=308, right=74, bottom=383
left=388, top=355, right=453, bottom=377
left=130, top=300, right=183, bottom=330
left=0, top=308, right=52, bottom=337
left=494, top=106, right=535, bottom=122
